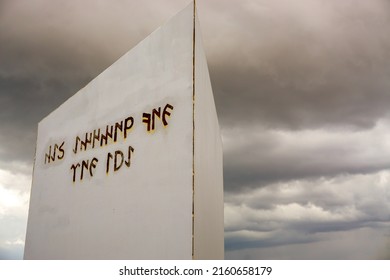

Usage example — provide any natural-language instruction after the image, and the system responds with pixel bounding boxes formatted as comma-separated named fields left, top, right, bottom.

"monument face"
left=24, top=2, right=223, bottom=260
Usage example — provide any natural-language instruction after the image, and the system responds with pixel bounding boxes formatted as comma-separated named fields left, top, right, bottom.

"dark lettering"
left=143, top=103, right=174, bottom=132
left=106, top=146, right=134, bottom=174
left=142, top=113, right=152, bottom=131
left=124, top=146, right=134, bottom=167
left=45, top=142, right=66, bottom=164
left=81, top=160, right=89, bottom=180
left=114, top=121, right=123, bottom=142
left=124, top=116, right=134, bottom=138
left=71, top=157, right=99, bottom=182
left=70, top=163, right=80, bottom=182
left=73, top=136, right=81, bottom=154
left=81, top=132, right=92, bottom=151
left=106, top=152, right=113, bottom=174
left=114, top=150, right=124, bottom=172
left=90, top=157, right=98, bottom=177
left=152, top=107, right=161, bottom=130
left=50, top=145, right=56, bottom=162
left=57, top=141, right=65, bottom=160
left=92, top=129, right=101, bottom=148
left=162, top=104, right=174, bottom=126
left=45, top=145, right=52, bottom=164
left=100, top=125, right=114, bottom=146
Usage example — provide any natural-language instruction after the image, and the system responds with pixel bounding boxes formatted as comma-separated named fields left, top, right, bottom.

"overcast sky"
left=1, top=0, right=390, bottom=259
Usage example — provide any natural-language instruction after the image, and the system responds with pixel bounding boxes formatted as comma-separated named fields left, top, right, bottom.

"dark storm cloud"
left=204, top=0, right=390, bottom=129
left=225, top=227, right=390, bottom=259
left=0, top=75, right=89, bottom=163
left=225, top=229, right=317, bottom=251
left=0, top=0, right=183, bottom=80
left=224, top=171, right=390, bottom=252
left=223, top=122, right=390, bottom=191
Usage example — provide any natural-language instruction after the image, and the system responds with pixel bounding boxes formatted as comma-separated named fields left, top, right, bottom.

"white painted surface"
left=25, top=1, right=223, bottom=260
left=193, top=9, right=224, bottom=259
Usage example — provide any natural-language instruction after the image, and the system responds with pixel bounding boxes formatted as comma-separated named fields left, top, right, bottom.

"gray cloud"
left=226, top=227, right=390, bottom=259
left=223, top=121, right=390, bottom=191
left=0, top=74, right=90, bottom=163
left=225, top=171, right=390, bottom=255
left=205, top=0, right=390, bottom=129
left=0, top=168, right=30, bottom=260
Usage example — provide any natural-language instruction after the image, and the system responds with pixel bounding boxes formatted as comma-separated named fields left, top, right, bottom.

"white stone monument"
left=24, top=1, right=223, bottom=260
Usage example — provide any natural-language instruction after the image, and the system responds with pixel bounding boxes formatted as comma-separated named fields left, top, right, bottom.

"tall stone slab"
left=193, top=6, right=224, bottom=260
left=24, top=1, right=223, bottom=260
